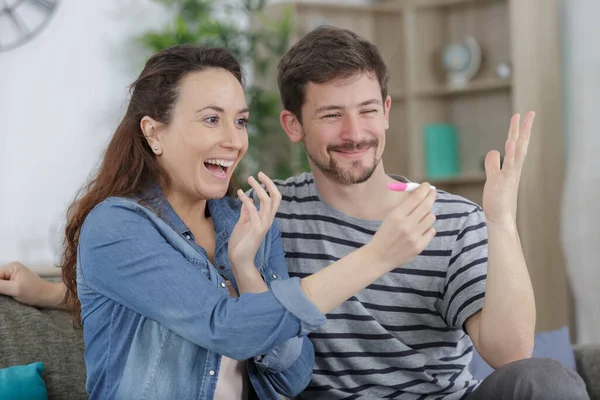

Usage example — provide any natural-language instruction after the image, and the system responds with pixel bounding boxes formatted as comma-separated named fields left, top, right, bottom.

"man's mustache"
left=327, top=139, right=378, bottom=152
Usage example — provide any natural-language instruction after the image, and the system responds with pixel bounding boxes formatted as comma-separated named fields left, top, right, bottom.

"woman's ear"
left=141, top=116, right=162, bottom=155
left=280, top=110, right=303, bottom=144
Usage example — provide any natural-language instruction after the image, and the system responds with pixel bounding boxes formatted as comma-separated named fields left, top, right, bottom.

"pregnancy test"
left=387, top=182, right=436, bottom=192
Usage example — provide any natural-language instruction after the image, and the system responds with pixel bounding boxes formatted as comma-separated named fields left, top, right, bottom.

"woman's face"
left=145, top=68, right=249, bottom=201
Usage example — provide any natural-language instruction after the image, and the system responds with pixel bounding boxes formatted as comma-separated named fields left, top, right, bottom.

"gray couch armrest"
left=573, top=343, right=600, bottom=400
left=0, top=295, right=87, bottom=399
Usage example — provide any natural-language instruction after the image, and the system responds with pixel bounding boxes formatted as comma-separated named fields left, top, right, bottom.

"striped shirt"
left=253, top=172, right=487, bottom=399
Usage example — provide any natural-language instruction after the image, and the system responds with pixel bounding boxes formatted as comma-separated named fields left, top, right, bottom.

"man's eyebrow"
left=314, top=98, right=382, bottom=114
left=358, top=98, right=382, bottom=107
left=314, top=104, right=343, bottom=114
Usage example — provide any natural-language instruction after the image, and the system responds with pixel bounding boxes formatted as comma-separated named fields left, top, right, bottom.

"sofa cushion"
left=0, top=296, right=87, bottom=399
left=0, top=361, right=48, bottom=399
left=573, top=344, right=600, bottom=400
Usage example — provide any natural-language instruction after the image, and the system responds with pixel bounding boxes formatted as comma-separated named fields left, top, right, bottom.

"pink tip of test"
left=387, top=182, right=436, bottom=192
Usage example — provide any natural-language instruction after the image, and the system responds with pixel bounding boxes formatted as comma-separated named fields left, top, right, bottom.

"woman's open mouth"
left=204, top=158, right=234, bottom=180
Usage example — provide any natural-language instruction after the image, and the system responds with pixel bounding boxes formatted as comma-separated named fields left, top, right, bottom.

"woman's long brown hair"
left=61, top=45, right=244, bottom=326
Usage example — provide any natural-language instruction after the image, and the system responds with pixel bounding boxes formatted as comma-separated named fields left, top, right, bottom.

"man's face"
left=299, top=72, right=391, bottom=185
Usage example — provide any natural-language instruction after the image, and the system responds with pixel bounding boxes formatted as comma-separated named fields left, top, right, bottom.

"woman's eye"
left=204, top=116, right=219, bottom=124
left=236, top=117, right=248, bottom=127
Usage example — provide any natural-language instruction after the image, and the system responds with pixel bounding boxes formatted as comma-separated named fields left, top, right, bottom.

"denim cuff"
left=254, top=336, right=303, bottom=372
left=270, top=277, right=326, bottom=336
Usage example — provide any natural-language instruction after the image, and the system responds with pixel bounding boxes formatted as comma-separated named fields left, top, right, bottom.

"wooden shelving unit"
left=262, top=0, right=570, bottom=334
left=413, top=78, right=512, bottom=98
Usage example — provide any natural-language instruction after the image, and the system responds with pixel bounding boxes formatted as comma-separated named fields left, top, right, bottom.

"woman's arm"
left=78, top=199, right=325, bottom=361
left=246, top=223, right=314, bottom=397
left=3, top=180, right=437, bottom=320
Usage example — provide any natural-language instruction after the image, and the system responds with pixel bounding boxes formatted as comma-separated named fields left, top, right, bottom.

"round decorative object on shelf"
left=495, top=61, right=512, bottom=80
left=441, top=35, right=481, bottom=87
left=0, top=0, right=61, bottom=52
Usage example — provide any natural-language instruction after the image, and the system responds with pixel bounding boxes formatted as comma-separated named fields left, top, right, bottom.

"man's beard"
left=304, top=138, right=380, bottom=185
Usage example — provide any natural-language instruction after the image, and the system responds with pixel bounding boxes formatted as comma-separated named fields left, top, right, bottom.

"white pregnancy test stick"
left=387, top=182, right=436, bottom=192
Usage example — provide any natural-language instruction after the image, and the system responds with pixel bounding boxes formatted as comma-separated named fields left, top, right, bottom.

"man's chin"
left=323, top=166, right=376, bottom=186
left=307, top=149, right=378, bottom=185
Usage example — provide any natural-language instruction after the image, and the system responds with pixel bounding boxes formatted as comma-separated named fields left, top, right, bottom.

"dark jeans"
left=467, top=358, right=589, bottom=400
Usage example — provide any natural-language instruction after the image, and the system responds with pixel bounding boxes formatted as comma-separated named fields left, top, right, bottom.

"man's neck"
left=312, top=164, right=409, bottom=221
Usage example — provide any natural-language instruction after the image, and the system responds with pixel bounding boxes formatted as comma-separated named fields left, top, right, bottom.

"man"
left=253, top=26, right=586, bottom=399
left=1, top=27, right=589, bottom=399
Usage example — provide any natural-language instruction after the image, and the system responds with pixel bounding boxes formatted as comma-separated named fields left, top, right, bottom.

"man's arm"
left=465, top=223, right=535, bottom=368
left=0, top=262, right=67, bottom=309
left=467, top=112, right=537, bottom=368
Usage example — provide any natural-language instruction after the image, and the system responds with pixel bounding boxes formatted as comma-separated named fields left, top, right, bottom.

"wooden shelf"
left=427, top=173, right=486, bottom=186
left=413, top=78, right=511, bottom=98
left=295, top=2, right=402, bottom=14
left=413, top=0, right=504, bottom=9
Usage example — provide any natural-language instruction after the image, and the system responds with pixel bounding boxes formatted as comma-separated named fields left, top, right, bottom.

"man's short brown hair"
left=277, top=25, right=389, bottom=123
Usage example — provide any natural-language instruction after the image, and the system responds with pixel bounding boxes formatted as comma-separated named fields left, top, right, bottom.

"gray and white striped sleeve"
left=440, top=208, right=488, bottom=331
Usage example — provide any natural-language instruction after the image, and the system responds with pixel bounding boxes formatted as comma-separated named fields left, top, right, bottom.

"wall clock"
left=0, top=0, right=60, bottom=52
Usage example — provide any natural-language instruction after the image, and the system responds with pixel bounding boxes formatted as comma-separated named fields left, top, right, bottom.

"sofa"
left=1, top=295, right=599, bottom=399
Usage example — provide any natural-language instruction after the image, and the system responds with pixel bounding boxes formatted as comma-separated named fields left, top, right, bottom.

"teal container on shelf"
left=423, top=123, right=460, bottom=179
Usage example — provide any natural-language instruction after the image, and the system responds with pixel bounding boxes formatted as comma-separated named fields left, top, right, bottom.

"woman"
left=0, top=44, right=437, bottom=399
left=64, top=44, right=316, bottom=400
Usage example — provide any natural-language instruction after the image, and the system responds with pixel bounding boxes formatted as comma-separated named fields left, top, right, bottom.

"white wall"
left=0, top=0, right=167, bottom=267
left=560, top=0, right=600, bottom=344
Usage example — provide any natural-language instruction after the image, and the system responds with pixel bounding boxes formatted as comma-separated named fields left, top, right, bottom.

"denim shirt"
left=76, top=188, right=326, bottom=399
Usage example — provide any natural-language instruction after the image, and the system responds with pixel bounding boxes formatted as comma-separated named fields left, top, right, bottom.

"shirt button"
left=209, top=370, right=215, bottom=376
left=185, top=234, right=191, bottom=240
left=272, top=274, right=277, bottom=279
left=220, top=282, right=226, bottom=288
left=219, top=265, right=225, bottom=270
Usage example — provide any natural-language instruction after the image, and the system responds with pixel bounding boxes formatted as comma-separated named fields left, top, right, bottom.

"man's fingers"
left=503, top=137, right=517, bottom=170
left=501, top=113, right=520, bottom=169
left=515, top=111, right=535, bottom=168
left=506, top=113, right=520, bottom=144
left=484, top=150, right=501, bottom=176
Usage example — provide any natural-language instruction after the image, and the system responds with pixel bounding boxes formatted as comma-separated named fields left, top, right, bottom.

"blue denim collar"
left=137, top=183, right=241, bottom=239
